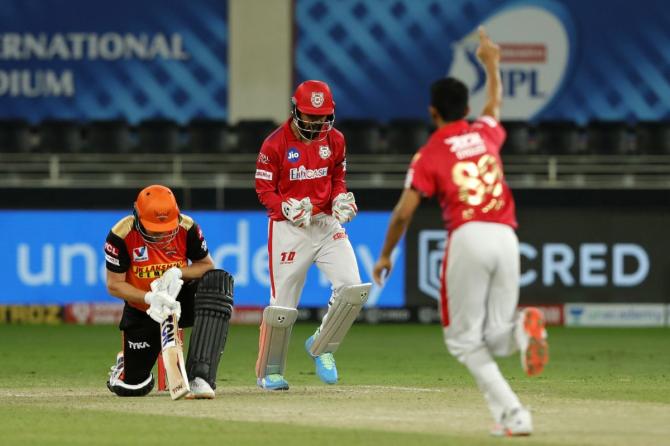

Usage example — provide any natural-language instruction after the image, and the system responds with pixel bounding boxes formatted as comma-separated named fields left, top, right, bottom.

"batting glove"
left=332, top=192, right=357, bottom=224
left=150, top=266, right=183, bottom=299
left=281, top=197, right=313, bottom=227
left=144, top=290, right=181, bottom=323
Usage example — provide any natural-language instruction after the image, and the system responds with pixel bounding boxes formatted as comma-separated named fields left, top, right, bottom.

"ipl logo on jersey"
left=133, top=246, right=149, bottom=262
left=319, top=145, right=331, bottom=159
left=311, top=92, right=324, bottom=108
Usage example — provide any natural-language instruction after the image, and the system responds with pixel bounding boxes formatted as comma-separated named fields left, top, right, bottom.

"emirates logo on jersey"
left=311, top=92, right=324, bottom=108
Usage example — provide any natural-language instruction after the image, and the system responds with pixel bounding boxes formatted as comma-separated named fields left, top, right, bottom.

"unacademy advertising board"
left=0, top=0, right=227, bottom=123
left=0, top=211, right=403, bottom=308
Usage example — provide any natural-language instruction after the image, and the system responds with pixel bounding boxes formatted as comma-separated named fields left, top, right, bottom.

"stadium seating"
left=188, top=119, right=230, bottom=153
left=0, top=119, right=33, bottom=153
left=535, top=120, right=583, bottom=155
left=585, top=121, right=631, bottom=155
left=137, top=119, right=181, bottom=153
left=85, top=120, right=133, bottom=154
left=385, top=119, right=430, bottom=154
left=337, top=119, right=383, bottom=154
left=501, top=121, right=533, bottom=155
left=635, top=121, right=670, bottom=154
left=38, top=119, right=83, bottom=153
left=234, top=120, right=278, bottom=153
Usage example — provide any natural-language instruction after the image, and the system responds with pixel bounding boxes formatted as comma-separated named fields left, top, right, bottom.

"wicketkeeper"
left=254, top=80, right=371, bottom=390
left=104, top=184, right=234, bottom=399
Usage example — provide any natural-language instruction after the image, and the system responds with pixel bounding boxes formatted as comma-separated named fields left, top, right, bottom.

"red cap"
left=292, top=80, right=335, bottom=115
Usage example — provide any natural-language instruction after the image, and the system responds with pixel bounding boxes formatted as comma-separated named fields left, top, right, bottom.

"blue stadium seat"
left=188, top=119, right=230, bottom=153
left=585, top=121, right=631, bottom=155
left=0, top=119, right=33, bottom=153
left=386, top=119, right=430, bottom=154
left=137, top=119, right=181, bottom=153
left=635, top=121, right=670, bottom=154
left=38, top=120, right=83, bottom=153
left=501, top=121, right=533, bottom=155
left=337, top=119, right=383, bottom=154
left=85, top=120, right=132, bottom=154
left=535, top=121, right=583, bottom=155
left=234, top=120, right=278, bottom=153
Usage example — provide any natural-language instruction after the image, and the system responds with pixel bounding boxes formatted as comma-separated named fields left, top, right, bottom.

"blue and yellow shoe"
left=305, top=334, right=338, bottom=384
left=257, top=374, right=289, bottom=391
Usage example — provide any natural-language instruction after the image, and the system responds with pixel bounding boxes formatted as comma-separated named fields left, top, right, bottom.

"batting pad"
left=309, top=283, right=371, bottom=356
left=255, top=306, right=298, bottom=378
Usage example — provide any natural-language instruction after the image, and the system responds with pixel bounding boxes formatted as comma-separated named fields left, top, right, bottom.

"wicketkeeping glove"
left=144, top=290, right=182, bottom=323
left=332, top=192, right=357, bottom=224
left=150, top=266, right=183, bottom=299
left=281, top=197, right=313, bottom=227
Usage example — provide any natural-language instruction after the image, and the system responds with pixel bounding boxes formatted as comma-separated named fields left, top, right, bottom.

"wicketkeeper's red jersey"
left=406, top=116, right=517, bottom=232
left=255, top=119, right=348, bottom=221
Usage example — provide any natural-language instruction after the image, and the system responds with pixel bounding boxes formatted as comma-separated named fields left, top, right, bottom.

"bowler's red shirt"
left=406, top=116, right=517, bottom=231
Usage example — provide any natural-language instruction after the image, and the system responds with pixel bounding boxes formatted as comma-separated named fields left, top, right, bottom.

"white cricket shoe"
left=490, top=407, right=533, bottom=437
left=185, top=377, right=215, bottom=399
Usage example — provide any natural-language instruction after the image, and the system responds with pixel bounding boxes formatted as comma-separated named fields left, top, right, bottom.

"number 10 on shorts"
left=280, top=251, right=296, bottom=264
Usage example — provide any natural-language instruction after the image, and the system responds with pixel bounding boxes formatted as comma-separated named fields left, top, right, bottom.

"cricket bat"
left=160, top=312, right=190, bottom=400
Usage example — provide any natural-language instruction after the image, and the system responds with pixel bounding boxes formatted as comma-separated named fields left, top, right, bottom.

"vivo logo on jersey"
left=287, top=148, right=300, bottom=163
left=133, top=246, right=148, bottom=262
left=289, top=166, right=328, bottom=181
left=448, top=6, right=571, bottom=120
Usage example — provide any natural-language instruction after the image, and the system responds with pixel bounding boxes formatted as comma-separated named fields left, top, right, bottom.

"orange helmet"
left=134, top=185, right=180, bottom=244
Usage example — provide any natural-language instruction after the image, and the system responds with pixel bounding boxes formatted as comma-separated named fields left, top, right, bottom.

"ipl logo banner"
left=448, top=5, right=571, bottom=120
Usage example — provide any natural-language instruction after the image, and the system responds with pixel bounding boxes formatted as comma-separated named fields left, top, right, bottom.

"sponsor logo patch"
left=128, top=341, right=151, bottom=350
left=255, top=169, right=273, bottom=180
left=319, top=145, right=331, bottom=159
left=311, top=91, right=324, bottom=108
left=105, top=254, right=120, bottom=266
left=289, top=166, right=328, bottom=181
left=132, top=261, right=183, bottom=279
left=333, top=231, right=347, bottom=241
left=257, top=153, right=270, bottom=164
left=133, top=246, right=149, bottom=262
left=104, top=242, right=118, bottom=256
left=287, top=148, right=300, bottom=162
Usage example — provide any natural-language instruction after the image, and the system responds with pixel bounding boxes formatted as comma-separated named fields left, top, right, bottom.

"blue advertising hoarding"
left=0, top=210, right=403, bottom=307
left=296, top=0, right=670, bottom=123
left=0, top=0, right=227, bottom=123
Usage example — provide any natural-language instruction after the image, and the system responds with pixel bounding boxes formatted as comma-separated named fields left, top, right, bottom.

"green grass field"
left=1, top=323, right=669, bottom=445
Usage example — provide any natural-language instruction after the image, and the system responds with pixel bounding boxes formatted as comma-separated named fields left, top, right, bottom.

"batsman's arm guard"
left=186, top=269, right=234, bottom=389
left=309, top=283, right=371, bottom=357
left=255, top=306, right=298, bottom=379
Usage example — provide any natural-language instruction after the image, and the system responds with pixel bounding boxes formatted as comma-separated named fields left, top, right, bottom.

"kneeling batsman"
left=108, top=268, right=234, bottom=400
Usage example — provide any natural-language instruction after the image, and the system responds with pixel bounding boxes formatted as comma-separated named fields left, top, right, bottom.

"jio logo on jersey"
left=287, top=148, right=300, bottom=163
left=447, top=5, right=572, bottom=120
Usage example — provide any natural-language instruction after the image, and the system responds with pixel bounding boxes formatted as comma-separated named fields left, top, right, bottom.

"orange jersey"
left=104, top=214, right=209, bottom=311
